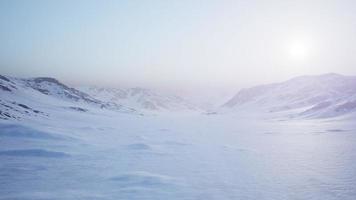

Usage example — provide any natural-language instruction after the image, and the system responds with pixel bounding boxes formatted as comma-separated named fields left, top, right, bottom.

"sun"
left=288, top=39, right=310, bottom=61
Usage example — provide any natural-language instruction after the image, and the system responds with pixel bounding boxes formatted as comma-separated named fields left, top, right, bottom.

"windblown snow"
left=1, top=73, right=356, bottom=200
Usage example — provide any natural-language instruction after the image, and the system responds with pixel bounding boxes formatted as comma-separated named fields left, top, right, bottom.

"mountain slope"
left=79, top=86, right=198, bottom=112
left=222, top=73, right=356, bottom=118
left=0, top=75, right=135, bottom=120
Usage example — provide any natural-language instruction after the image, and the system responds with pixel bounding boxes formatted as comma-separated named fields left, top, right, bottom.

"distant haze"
left=1, top=0, right=356, bottom=89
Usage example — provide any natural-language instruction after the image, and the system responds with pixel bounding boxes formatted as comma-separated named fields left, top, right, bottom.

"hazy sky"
left=1, top=0, right=356, bottom=88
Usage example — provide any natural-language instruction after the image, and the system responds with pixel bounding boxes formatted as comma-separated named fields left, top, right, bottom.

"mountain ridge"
left=78, top=86, right=199, bottom=112
left=0, top=75, right=137, bottom=120
left=222, top=73, right=356, bottom=118
left=2, top=73, right=356, bottom=120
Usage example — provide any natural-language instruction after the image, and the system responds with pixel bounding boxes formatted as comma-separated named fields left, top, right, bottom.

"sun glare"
left=289, top=40, right=310, bottom=61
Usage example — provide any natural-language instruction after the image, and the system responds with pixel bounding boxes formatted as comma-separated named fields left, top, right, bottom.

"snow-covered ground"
left=1, top=74, right=356, bottom=199
left=1, top=109, right=356, bottom=200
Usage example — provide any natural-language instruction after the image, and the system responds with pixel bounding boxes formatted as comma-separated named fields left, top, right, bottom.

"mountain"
left=78, top=86, right=199, bottom=112
left=0, top=75, right=135, bottom=120
left=222, top=73, right=356, bottom=118
left=3, top=73, right=356, bottom=120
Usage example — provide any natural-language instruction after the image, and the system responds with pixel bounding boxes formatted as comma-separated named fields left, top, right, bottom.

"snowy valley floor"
left=1, top=110, right=356, bottom=200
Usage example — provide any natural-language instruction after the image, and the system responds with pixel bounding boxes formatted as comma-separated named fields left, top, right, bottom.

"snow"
left=222, top=73, right=356, bottom=118
left=1, top=110, right=356, bottom=199
left=1, top=74, right=356, bottom=199
left=78, top=86, right=199, bottom=113
left=0, top=149, right=70, bottom=158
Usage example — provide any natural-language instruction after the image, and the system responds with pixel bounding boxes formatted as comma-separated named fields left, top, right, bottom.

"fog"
left=1, top=0, right=356, bottom=89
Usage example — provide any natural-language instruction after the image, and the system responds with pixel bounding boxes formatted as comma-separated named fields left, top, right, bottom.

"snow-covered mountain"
left=3, top=73, right=356, bottom=120
left=78, top=86, right=199, bottom=112
left=222, top=73, right=356, bottom=118
left=0, top=75, right=135, bottom=120
left=2, top=73, right=356, bottom=200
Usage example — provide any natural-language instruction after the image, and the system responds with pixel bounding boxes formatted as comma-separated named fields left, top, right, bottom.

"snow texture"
left=1, top=73, right=356, bottom=199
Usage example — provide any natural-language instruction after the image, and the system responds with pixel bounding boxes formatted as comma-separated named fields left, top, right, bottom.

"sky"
left=1, top=0, right=356, bottom=89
